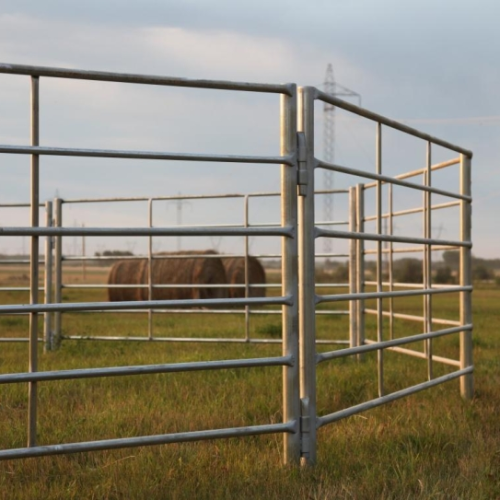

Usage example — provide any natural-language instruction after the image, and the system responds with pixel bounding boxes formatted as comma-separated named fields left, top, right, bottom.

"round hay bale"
left=221, top=256, right=266, bottom=299
left=107, top=259, right=145, bottom=302
left=137, top=250, right=228, bottom=303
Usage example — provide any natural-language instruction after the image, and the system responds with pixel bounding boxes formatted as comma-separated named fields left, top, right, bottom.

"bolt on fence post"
left=349, top=187, right=358, bottom=349
left=356, top=184, right=365, bottom=359
left=280, top=84, right=301, bottom=464
left=28, top=75, right=40, bottom=447
left=53, top=197, right=63, bottom=348
left=44, top=201, right=53, bottom=352
left=460, top=154, right=473, bottom=398
left=281, top=84, right=301, bottom=464
left=298, top=86, right=317, bottom=465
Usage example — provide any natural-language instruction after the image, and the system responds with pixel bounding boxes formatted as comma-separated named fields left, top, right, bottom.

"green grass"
left=0, top=275, right=499, bottom=498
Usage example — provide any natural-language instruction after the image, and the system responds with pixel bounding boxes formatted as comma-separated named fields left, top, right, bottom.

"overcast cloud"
left=0, top=0, right=498, bottom=257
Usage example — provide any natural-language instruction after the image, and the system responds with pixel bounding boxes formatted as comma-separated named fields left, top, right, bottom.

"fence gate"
left=0, top=63, right=473, bottom=466
left=297, top=86, right=473, bottom=464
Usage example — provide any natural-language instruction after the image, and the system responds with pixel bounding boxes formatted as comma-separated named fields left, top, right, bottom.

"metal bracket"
left=297, top=132, right=308, bottom=196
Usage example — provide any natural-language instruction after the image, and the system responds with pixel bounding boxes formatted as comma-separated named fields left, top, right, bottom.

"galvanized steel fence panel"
left=0, top=64, right=473, bottom=466
left=297, top=85, right=473, bottom=465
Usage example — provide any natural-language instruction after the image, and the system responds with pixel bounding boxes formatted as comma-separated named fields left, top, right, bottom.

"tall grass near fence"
left=0, top=266, right=498, bottom=498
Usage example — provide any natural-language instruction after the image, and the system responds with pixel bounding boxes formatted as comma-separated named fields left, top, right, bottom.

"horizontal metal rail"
left=0, top=295, right=292, bottom=314
left=314, top=253, right=350, bottom=258
left=317, top=160, right=470, bottom=201
left=0, top=225, right=293, bottom=238
left=363, top=281, right=455, bottom=289
left=315, top=89, right=473, bottom=157
left=60, top=336, right=348, bottom=345
left=0, top=144, right=293, bottom=166
left=59, top=282, right=347, bottom=290
left=61, top=253, right=285, bottom=261
left=363, top=201, right=460, bottom=222
left=65, top=308, right=347, bottom=316
left=364, top=309, right=461, bottom=326
left=363, top=245, right=459, bottom=254
left=363, top=340, right=461, bottom=367
left=316, top=228, right=471, bottom=248
left=63, top=283, right=270, bottom=290
left=57, top=188, right=348, bottom=205
left=316, top=324, right=470, bottom=363
left=0, top=355, right=293, bottom=384
left=0, top=287, right=45, bottom=292
left=0, top=260, right=33, bottom=265
left=315, top=220, right=349, bottom=226
left=0, top=203, right=46, bottom=208
left=364, top=158, right=460, bottom=188
left=0, top=338, right=42, bottom=343
left=316, top=367, right=473, bottom=428
left=0, top=421, right=296, bottom=461
left=0, top=62, right=294, bottom=95
left=317, top=285, right=472, bottom=304
left=37, top=188, right=347, bottom=206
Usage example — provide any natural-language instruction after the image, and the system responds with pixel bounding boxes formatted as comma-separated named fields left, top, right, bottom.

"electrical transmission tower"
left=323, top=63, right=361, bottom=256
left=167, top=193, right=191, bottom=252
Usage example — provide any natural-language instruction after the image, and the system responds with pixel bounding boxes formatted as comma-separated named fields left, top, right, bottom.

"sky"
left=0, top=0, right=499, bottom=259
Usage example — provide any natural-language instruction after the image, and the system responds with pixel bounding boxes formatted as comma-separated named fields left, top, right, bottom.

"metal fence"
left=0, top=63, right=473, bottom=465
left=43, top=190, right=350, bottom=346
left=297, top=86, right=473, bottom=463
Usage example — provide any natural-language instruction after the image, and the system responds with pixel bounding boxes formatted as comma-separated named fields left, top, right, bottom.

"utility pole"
left=323, top=64, right=361, bottom=259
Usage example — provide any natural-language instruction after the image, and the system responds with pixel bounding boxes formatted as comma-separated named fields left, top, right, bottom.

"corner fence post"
left=28, top=75, right=40, bottom=447
left=44, top=201, right=53, bottom=352
left=244, top=194, right=250, bottom=342
left=349, top=187, right=358, bottom=349
left=298, top=86, right=317, bottom=465
left=356, top=184, right=366, bottom=357
left=375, top=123, right=384, bottom=397
left=460, top=154, right=473, bottom=398
left=148, top=198, right=153, bottom=340
left=281, top=84, right=301, bottom=464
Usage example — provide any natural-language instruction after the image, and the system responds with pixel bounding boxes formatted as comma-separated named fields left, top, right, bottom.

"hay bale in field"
left=137, top=250, right=229, bottom=302
left=107, top=259, right=145, bottom=302
left=221, top=256, right=266, bottom=298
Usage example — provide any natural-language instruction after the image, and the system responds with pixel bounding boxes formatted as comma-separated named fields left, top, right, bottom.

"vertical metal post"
left=388, top=183, right=394, bottom=340
left=349, top=187, right=358, bottom=349
left=280, top=85, right=301, bottom=464
left=244, top=195, right=250, bottom=342
left=375, top=123, right=384, bottom=397
left=423, top=142, right=433, bottom=380
left=53, top=197, right=62, bottom=347
left=44, top=201, right=53, bottom=352
left=460, top=154, right=473, bottom=398
left=355, top=183, right=365, bottom=357
left=148, top=199, right=153, bottom=340
left=28, top=76, right=40, bottom=447
left=298, top=86, right=317, bottom=465
left=81, top=223, right=86, bottom=282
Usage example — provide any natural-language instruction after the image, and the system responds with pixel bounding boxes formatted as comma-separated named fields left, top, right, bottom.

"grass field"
left=0, top=265, right=499, bottom=499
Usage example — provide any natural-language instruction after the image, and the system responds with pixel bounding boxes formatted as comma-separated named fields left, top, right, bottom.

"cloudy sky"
left=0, top=0, right=498, bottom=258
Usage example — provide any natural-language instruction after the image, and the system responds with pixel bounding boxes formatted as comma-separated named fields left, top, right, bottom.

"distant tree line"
left=94, top=250, right=134, bottom=266
left=320, top=250, right=499, bottom=285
